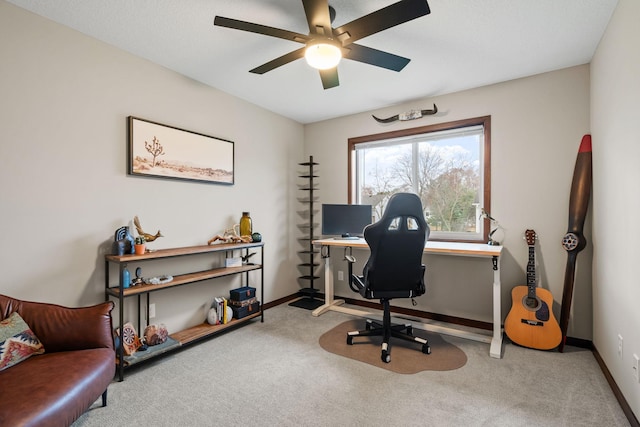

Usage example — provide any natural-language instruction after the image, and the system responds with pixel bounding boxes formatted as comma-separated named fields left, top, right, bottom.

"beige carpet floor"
left=72, top=303, right=631, bottom=426
left=319, top=319, right=467, bottom=374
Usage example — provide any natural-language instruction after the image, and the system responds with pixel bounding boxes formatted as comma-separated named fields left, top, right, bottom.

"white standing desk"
left=311, top=238, right=504, bottom=358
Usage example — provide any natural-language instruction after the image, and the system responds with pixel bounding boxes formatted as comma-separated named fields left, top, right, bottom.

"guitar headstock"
left=525, top=229, right=537, bottom=246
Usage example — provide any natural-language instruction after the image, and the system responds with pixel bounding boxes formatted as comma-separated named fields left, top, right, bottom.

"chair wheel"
left=406, top=326, right=413, bottom=335
left=381, top=350, right=391, bottom=363
left=347, top=336, right=353, bottom=345
left=422, top=344, right=431, bottom=354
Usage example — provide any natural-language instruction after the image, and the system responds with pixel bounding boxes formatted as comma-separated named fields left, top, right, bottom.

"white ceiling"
left=8, top=0, right=618, bottom=124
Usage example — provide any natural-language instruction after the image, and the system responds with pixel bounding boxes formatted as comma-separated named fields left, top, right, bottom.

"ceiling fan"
left=213, top=0, right=431, bottom=89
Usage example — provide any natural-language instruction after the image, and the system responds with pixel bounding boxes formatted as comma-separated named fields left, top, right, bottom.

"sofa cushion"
left=0, top=348, right=115, bottom=427
left=0, top=312, right=45, bottom=371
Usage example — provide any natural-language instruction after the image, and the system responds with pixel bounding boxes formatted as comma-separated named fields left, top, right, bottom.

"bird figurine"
left=133, top=216, right=163, bottom=242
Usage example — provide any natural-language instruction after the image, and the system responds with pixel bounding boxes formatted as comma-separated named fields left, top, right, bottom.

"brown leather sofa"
left=0, top=294, right=115, bottom=427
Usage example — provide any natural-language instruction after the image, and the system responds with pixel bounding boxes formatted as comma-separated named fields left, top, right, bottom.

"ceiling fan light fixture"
left=304, top=41, right=342, bottom=70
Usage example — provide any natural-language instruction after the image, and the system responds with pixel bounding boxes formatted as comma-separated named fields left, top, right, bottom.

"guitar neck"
left=527, top=245, right=537, bottom=299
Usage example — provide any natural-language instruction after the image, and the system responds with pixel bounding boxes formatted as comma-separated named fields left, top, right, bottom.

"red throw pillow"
left=0, top=312, right=45, bottom=371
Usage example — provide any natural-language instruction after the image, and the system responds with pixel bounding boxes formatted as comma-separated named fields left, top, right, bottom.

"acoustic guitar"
left=504, top=229, right=562, bottom=350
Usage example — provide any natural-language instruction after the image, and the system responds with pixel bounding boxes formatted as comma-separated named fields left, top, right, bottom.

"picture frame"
left=127, top=116, right=234, bottom=185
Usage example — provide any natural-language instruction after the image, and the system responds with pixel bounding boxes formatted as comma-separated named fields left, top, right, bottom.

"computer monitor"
left=321, top=204, right=373, bottom=238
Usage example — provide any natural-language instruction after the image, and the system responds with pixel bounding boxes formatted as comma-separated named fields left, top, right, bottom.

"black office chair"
left=346, top=192, right=431, bottom=363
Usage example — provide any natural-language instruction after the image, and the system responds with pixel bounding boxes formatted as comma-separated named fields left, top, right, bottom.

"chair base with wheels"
left=346, top=299, right=430, bottom=363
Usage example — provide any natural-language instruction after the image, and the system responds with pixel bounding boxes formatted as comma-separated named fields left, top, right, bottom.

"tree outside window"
left=349, top=116, right=491, bottom=242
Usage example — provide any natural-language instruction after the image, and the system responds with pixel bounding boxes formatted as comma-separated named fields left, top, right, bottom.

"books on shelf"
left=211, top=297, right=230, bottom=325
left=208, top=288, right=261, bottom=324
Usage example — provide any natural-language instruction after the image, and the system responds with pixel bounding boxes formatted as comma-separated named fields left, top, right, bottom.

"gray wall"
left=591, top=0, right=640, bottom=417
left=0, top=2, right=304, bottom=331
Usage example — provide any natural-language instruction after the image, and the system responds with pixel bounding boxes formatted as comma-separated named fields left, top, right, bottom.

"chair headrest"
left=379, top=193, right=426, bottom=223
left=364, top=192, right=430, bottom=244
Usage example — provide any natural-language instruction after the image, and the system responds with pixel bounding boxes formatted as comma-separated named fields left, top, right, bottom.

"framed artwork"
left=127, top=116, right=234, bottom=185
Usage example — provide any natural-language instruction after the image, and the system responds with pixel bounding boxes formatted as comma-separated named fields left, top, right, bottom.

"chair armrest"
left=0, top=294, right=114, bottom=353
left=345, top=255, right=366, bottom=293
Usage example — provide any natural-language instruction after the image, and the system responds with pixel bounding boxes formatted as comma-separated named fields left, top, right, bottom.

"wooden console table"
left=105, top=242, right=264, bottom=380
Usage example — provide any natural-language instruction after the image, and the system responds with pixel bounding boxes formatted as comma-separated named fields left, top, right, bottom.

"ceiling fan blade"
left=302, top=0, right=332, bottom=36
left=558, top=134, right=592, bottom=352
left=214, top=16, right=309, bottom=44
left=319, top=68, right=339, bottom=89
left=333, top=0, right=430, bottom=46
left=344, top=43, right=410, bottom=71
left=249, top=47, right=306, bottom=74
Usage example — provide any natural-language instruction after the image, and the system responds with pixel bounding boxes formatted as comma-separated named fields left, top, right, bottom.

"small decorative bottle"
left=122, top=267, right=131, bottom=289
left=239, top=212, right=252, bottom=236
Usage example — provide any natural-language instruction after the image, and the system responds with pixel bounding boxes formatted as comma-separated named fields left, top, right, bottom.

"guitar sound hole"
left=522, top=296, right=540, bottom=311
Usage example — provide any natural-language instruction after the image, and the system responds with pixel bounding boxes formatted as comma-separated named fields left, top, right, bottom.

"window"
left=348, top=116, right=491, bottom=242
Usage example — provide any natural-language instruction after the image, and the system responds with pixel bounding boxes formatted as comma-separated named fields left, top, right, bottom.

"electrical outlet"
left=618, top=334, right=623, bottom=358
left=633, top=354, right=639, bottom=383
left=149, top=303, right=156, bottom=319
left=338, top=270, right=344, bottom=281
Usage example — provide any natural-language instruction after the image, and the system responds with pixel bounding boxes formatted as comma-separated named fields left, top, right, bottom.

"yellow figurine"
left=133, top=216, right=163, bottom=242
